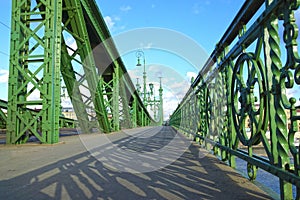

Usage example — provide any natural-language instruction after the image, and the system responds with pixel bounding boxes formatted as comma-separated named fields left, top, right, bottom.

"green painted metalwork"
left=59, top=116, right=77, bottom=128
left=8, top=0, right=63, bottom=144
left=7, top=0, right=153, bottom=144
left=135, top=50, right=164, bottom=126
left=0, top=100, right=8, bottom=129
left=131, top=96, right=137, bottom=128
left=1, top=99, right=76, bottom=130
left=169, top=0, right=300, bottom=198
left=60, top=39, right=91, bottom=132
left=158, top=78, right=164, bottom=125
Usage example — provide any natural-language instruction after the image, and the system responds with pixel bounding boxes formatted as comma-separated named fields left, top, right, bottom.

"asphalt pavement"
left=0, top=126, right=272, bottom=200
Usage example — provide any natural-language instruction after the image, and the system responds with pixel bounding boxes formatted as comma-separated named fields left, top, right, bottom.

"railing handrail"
left=170, top=0, right=300, bottom=198
left=193, top=0, right=264, bottom=88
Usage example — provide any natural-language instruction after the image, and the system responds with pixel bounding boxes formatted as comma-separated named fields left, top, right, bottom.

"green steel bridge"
left=2, top=0, right=300, bottom=199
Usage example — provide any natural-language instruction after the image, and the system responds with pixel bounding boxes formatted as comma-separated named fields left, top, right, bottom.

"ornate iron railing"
left=169, top=0, right=300, bottom=198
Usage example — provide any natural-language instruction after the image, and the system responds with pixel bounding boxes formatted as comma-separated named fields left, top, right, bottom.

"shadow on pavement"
left=0, top=126, right=272, bottom=199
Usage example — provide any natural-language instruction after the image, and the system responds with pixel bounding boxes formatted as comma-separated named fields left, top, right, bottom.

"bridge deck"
left=0, top=127, right=271, bottom=199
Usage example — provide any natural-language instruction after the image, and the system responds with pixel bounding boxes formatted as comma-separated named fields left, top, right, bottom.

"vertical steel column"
left=7, top=0, right=62, bottom=144
left=112, top=66, right=120, bottom=131
left=141, top=108, right=144, bottom=126
left=136, top=105, right=141, bottom=126
left=131, top=96, right=137, bottom=128
left=119, top=78, right=132, bottom=128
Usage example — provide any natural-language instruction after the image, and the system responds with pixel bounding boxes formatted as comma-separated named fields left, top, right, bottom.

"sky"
left=96, top=0, right=246, bottom=119
left=98, top=0, right=244, bottom=51
left=1, top=1, right=297, bottom=120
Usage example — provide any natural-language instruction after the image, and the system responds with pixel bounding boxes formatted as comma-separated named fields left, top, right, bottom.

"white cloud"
left=65, top=36, right=78, bottom=55
left=114, top=16, right=121, bottom=21
left=192, top=3, right=201, bottom=15
left=120, top=5, right=132, bottom=12
left=192, top=1, right=210, bottom=15
left=186, top=71, right=197, bottom=83
left=0, top=69, right=8, bottom=83
left=104, top=16, right=123, bottom=31
left=61, top=98, right=72, bottom=108
left=128, top=64, right=195, bottom=120
left=104, top=16, right=115, bottom=29
left=139, top=42, right=153, bottom=50
left=27, top=83, right=41, bottom=101
left=162, top=90, right=180, bottom=120
left=286, top=86, right=300, bottom=105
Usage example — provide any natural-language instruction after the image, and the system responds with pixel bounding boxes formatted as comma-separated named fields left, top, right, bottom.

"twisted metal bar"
left=170, top=0, right=300, bottom=198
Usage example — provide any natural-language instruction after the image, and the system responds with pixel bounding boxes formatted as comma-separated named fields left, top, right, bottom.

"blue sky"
left=0, top=0, right=246, bottom=119
left=95, top=0, right=245, bottom=119
left=98, top=0, right=244, bottom=54
left=2, top=1, right=298, bottom=119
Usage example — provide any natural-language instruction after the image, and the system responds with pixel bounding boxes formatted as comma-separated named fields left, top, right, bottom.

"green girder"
left=7, top=0, right=153, bottom=144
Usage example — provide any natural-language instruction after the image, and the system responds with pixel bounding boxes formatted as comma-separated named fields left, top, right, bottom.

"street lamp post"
left=158, top=77, right=163, bottom=124
left=136, top=50, right=147, bottom=105
left=135, top=50, right=164, bottom=124
left=136, top=78, right=141, bottom=96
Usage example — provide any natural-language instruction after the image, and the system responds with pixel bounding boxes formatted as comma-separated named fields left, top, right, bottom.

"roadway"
left=0, top=126, right=272, bottom=199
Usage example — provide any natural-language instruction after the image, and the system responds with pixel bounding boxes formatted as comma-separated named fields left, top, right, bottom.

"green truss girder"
left=60, top=40, right=91, bottom=131
left=1, top=99, right=76, bottom=130
left=8, top=0, right=63, bottom=144
left=0, top=111, right=6, bottom=129
left=119, top=78, right=133, bottom=129
left=0, top=100, right=7, bottom=129
left=61, top=0, right=110, bottom=133
left=7, top=0, right=153, bottom=144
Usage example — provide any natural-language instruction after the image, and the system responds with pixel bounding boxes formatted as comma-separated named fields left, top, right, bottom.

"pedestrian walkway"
left=0, top=126, right=272, bottom=199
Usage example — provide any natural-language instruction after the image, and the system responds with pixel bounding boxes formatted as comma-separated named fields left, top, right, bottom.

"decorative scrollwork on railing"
left=231, top=53, right=268, bottom=146
left=198, top=85, right=207, bottom=145
left=282, top=1, right=300, bottom=69
left=169, top=1, right=300, bottom=198
left=206, top=83, right=217, bottom=137
left=247, top=162, right=258, bottom=181
left=280, top=2, right=300, bottom=181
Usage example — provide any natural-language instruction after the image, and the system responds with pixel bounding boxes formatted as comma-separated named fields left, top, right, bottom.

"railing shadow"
left=0, top=126, right=272, bottom=199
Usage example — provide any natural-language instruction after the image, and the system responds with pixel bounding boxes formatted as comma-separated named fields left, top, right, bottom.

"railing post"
left=265, top=2, right=292, bottom=198
left=226, top=59, right=237, bottom=168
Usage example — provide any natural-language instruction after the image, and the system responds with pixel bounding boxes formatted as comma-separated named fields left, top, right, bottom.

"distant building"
left=61, top=107, right=77, bottom=120
left=245, top=104, right=300, bottom=132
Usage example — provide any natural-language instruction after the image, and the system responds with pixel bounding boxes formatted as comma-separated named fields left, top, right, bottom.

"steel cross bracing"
left=7, top=0, right=152, bottom=144
left=0, top=99, right=76, bottom=130
left=0, top=100, right=8, bottom=129
left=169, top=0, right=300, bottom=199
